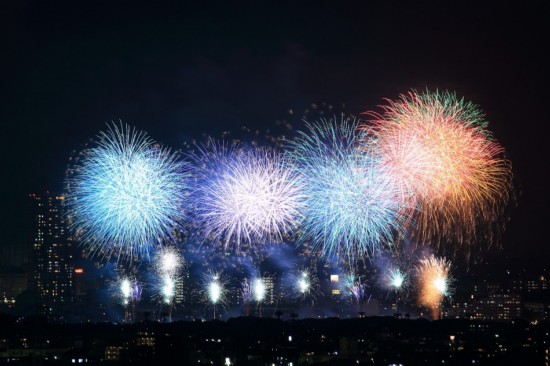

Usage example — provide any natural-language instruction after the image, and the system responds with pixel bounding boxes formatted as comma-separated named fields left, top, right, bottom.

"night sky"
left=2, top=1, right=547, bottom=273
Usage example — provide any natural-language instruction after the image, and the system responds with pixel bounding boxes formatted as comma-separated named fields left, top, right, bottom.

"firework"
left=286, top=115, right=406, bottom=260
left=151, top=247, right=185, bottom=307
left=154, top=246, right=184, bottom=276
left=344, top=272, right=366, bottom=304
left=116, top=276, right=142, bottom=305
left=160, top=275, right=176, bottom=304
left=362, top=90, right=513, bottom=252
left=186, top=138, right=304, bottom=252
left=383, top=267, right=406, bottom=291
left=113, top=275, right=142, bottom=323
left=65, top=122, right=188, bottom=262
left=241, top=278, right=252, bottom=304
left=200, top=270, right=228, bottom=319
left=120, top=278, right=133, bottom=305
left=297, top=272, right=311, bottom=294
left=284, top=266, right=320, bottom=305
left=416, top=255, right=452, bottom=319
left=208, top=280, right=223, bottom=304
left=253, top=278, right=267, bottom=302
left=252, top=276, right=269, bottom=317
left=377, top=263, right=409, bottom=314
left=241, top=274, right=273, bottom=317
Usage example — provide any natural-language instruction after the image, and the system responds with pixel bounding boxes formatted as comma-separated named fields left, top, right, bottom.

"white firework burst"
left=186, top=139, right=304, bottom=252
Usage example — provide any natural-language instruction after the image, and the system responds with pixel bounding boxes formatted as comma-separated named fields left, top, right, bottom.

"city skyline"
left=2, top=2, right=548, bottom=275
left=2, top=191, right=549, bottom=325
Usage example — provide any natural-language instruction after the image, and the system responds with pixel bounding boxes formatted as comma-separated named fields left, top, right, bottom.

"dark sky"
left=2, top=1, right=548, bottom=272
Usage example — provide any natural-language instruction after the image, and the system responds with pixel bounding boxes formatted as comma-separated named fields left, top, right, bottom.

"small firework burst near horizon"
left=120, top=278, right=132, bottom=305
left=253, top=278, right=267, bottom=302
left=388, top=268, right=406, bottom=290
left=284, top=266, right=320, bottom=305
left=185, top=138, right=304, bottom=253
left=297, top=272, right=310, bottom=294
left=115, top=275, right=142, bottom=306
left=65, top=122, right=188, bottom=263
left=242, top=273, right=274, bottom=313
left=208, top=280, right=223, bottom=304
left=362, top=90, right=513, bottom=254
left=200, top=270, right=229, bottom=318
left=152, top=247, right=185, bottom=306
left=416, top=255, right=452, bottom=318
left=286, top=115, right=407, bottom=261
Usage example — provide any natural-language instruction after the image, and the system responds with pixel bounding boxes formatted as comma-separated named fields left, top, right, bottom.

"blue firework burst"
left=286, top=115, right=406, bottom=260
left=65, top=122, right=188, bottom=262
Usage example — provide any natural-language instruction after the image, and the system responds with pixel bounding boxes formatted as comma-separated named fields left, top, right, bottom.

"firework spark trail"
left=65, top=122, right=188, bottom=262
left=186, top=138, right=304, bottom=252
left=241, top=278, right=252, bottom=304
left=344, top=272, right=366, bottom=304
left=416, top=255, right=452, bottom=318
left=286, top=115, right=407, bottom=260
left=362, top=90, right=513, bottom=252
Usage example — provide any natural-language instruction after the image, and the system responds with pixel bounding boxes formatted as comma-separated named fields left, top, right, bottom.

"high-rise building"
left=28, top=192, right=74, bottom=317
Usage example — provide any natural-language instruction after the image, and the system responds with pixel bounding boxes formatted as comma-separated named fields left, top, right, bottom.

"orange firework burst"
left=416, top=255, right=452, bottom=319
left=362, top=90, right=513, bottom=255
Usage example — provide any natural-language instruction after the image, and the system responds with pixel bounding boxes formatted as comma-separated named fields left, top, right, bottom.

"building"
left=0, top=270, right=27, bottom=310
left=470, top=293, right=523, bottom=321
left=526, top=276, right=549, bottom=293
left=27, top=192, right=74, bottom=318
